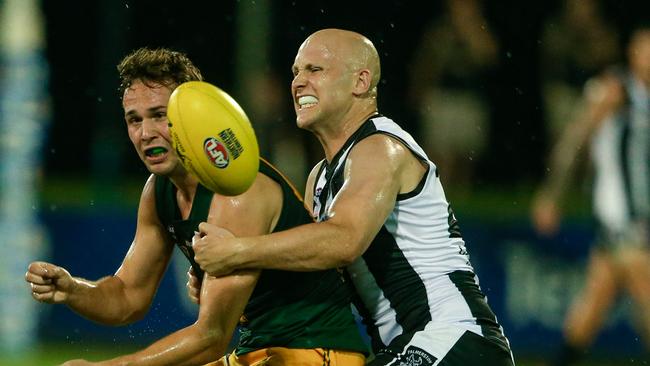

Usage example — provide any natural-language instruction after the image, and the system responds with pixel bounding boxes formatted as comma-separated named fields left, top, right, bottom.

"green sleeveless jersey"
left=154, top=159, right=368, bottom=355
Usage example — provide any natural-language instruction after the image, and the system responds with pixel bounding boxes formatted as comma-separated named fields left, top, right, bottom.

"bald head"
left=301, top=29, right=381, bottom=97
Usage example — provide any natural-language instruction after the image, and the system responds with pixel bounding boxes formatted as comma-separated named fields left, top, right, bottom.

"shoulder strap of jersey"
left=259, top=157, right=304, bottom=202
left=154, top=175, right=176, bottom=228
left=188, top=183, right=213, bottom=221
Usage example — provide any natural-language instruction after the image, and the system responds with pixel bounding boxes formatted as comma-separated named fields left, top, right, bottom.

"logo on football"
left=204, top=137, right=229, bottom=168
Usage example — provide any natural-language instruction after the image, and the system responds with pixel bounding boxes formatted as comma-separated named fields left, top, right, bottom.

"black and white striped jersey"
left=591, top=71, right=650, bottom=236
left=311, top=115, right=509, bottom=355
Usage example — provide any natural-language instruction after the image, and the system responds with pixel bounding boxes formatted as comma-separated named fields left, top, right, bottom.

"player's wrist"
left=60, top=278, right=81, bottom=304
left=65, top=276, right=94, bottom=304
left=235, top=237, right=256, bottom=269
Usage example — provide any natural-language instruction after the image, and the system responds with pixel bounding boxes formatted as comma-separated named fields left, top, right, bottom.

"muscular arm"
left=86, top=271, right=258, bottom=366
left=194, top=134, right=426, bottom=274
left=27, top=175, right=174, bottom=325
left=80, top=172, right=281, bottom=365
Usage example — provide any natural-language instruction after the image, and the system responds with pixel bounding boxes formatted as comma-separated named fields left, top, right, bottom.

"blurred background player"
left=407, top=0, right=499, bottom=192
left=539, top=0, right=620, bottom=143
left=24, top=47, right=367, bottom=366
left=532, top=23, right=650, bottom=365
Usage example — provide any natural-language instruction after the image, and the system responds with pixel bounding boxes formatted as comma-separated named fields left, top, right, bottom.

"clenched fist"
left=25, top=261, right=75, bottom=304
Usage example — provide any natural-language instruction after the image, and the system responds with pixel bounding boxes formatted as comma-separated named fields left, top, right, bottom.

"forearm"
left=542, top=77, right=621, bottom=201
left=541, top=129, right=582, bottom=200
left=237, top=221, right=362, bottom=271
left=95, top=324, right=228, bottom=366
left=541, top=115, right=595, bottom=201
left=66, top=275, right=146, bottom=326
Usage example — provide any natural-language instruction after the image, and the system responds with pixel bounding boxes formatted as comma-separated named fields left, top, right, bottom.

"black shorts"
left=368, top=330, right=514, bottom=366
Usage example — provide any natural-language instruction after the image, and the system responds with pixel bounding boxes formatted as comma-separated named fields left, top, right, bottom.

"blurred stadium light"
left=0, top=0, right=50, bottom=357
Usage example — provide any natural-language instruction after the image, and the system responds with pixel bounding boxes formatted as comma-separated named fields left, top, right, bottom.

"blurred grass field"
left=0, top=344, right=643, bottom=366
left=0, top=343, right=141, bottom=366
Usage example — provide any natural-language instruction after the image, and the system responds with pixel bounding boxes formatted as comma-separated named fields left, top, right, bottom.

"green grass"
left=0, top=343, right=141, bottom=366
left=41, top=176, right=143, bottom=211
left=40, top=176, right=593, bottom=220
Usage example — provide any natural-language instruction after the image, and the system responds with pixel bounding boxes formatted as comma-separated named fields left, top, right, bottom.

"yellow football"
left=167, top=81, right=259, bottom=196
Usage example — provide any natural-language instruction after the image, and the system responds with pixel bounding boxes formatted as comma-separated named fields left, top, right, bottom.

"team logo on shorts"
left=204, top=137, right=229, bottom=168
left=398, top=346, right=436, bottom=366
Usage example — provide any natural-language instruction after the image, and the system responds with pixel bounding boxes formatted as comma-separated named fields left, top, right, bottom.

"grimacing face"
left=122, top=80, right=183, bottom=177
left=291, top=37, right=357, bottom=130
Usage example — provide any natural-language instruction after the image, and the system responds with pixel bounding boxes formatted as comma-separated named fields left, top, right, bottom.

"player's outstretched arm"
left=58, top=170, right=280, bottom=365
left=24, top=259, right=156, bottom=326
left=26, top=175, right=175, bottom=325
left=59, top=269, right=259, bottom=366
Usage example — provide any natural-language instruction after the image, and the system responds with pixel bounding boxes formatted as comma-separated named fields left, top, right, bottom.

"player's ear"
left=352, top=69, right=371, bottom=96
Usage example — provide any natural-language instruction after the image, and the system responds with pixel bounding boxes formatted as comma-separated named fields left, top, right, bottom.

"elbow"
left=337, top=248, right=359, bottom=267
left=121, top=307, right=149, bottom=325
left=317, top=221, right=368, bottom=268
left=100, top=308, right=146, bottom=327
left=104, top=303, right=150, bottom=326
left=198, top=324, right=231, bottom=357
left=96, top=275, right=152, bottom=326
left=206, top=330, right=230, bottom=355
left=334, top=231, right=367, bottom=267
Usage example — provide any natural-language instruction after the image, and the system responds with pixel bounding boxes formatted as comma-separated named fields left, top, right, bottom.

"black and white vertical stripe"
left=312, top=115, right=508, bottom=355
left=591, top=73, right=650, bottom=234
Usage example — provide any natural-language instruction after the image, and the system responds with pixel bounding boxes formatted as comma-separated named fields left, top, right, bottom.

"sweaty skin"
left=191, top=29, right=426, bottom=277
left=190, top=29, right=515, bottom=366
left=25, top=80, right=282, bottom=366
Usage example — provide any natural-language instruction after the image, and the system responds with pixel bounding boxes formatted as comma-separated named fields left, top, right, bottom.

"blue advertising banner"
left=38, top=209, right=646, bottom=360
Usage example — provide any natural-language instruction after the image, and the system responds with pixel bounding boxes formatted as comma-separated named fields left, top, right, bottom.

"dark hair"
left=117, top=47, right=203, bottom=96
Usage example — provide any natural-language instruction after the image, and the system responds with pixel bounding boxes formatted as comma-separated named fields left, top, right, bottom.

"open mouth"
left=298, top=95, right=318, bottom=109
left=144, top=146, right=168, bottom=158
